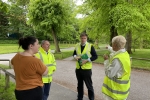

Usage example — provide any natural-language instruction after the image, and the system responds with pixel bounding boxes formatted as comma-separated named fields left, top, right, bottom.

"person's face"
left=80, top=36, right=87, bottom=44
left=30, top=39, right=40, bottom=54
left=42, top=41, right=50, bottom=52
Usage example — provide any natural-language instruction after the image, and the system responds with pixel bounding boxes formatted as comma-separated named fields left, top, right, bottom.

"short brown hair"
left=80, top=32, right=88, bottom=37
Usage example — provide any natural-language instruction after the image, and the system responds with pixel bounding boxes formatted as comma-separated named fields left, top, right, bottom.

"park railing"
left=0, top=59, right=14, bottom=90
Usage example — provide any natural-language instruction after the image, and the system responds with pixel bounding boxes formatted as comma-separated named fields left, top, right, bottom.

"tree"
left=0, top=0, right=8, bottom=37
left=8, top=4, right=34, bottom=37
left=77, top=0, right=150, bottom=53
left=28, top=0, right=76, bottom=53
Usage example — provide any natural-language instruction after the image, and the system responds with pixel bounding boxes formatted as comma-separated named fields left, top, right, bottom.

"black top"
left=73, top=44, right=98, bottom=61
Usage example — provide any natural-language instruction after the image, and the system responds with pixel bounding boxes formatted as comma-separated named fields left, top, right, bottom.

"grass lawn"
left=0, top=43, right=75, bottom=54
left=54, top=51, right=74, bottom=59
left=0, top=64, right=10, bottom=69
left=0, top=75, right=15, bottom=100
left=95, top=49, right=150, bottom=70
left=0, top=43, right=150, bottom=70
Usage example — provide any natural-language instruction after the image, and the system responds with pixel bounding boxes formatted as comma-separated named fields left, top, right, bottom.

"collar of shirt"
left=81, top=41, right=87, bottom=46
left=45, top=51, right=48, bottom=54
left=110, top=48, right=126, bottom=58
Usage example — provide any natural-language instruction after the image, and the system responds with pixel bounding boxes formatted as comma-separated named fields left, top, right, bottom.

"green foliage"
left=11, top=0, right=30, bottom=6
left=28, top=0, right=77, bottom=41
left=110, top=3, right=150, bottom=33
left=77, top=0, right=150, bottom=48
left=0, top=75, right=15, bottom=100
left=0, top=1, right=9, bottom=37
left=0, top=0, right=8, bottom=12
left=8, top=4, right=34, bottom=37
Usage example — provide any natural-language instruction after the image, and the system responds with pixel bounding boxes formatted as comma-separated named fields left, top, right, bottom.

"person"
left=102, top=35, right=131, bottom=100
left=73, top=32, right=98, bottom=100
left=35, top=40, right=56, bottom=100
left=11, top=36, right=48, bottom=100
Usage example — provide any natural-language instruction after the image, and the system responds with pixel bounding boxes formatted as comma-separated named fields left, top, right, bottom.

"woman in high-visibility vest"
left=102, top=35, right=131, bottom=100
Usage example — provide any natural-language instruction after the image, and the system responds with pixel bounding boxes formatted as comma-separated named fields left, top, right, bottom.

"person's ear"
left=29, top=44, right=33, bottom=49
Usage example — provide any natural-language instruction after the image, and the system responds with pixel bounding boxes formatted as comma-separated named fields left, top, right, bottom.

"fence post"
left=5, top=73, right=10, bottom=89
left=0, top=69, right=1, bottom=79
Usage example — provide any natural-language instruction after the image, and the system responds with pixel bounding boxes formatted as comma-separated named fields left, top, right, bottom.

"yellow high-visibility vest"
left=35, top=47, right=56, bottom=83
left=102, top=51, right=131, bottom=99
left=75, top=42, right=92, bottom=69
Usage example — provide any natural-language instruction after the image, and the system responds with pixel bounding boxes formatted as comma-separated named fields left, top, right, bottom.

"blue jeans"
left=43, top=83, right=51, bottom=100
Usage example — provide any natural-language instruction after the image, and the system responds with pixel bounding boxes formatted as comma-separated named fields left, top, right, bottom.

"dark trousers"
left=43, top=83, right=51, bottom=100
left=76, top=69, right=94, bottom=100
left=15, top=86, right=43, bottom=100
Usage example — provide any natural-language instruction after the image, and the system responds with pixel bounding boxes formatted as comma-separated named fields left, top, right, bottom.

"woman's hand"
left=103, top=54, right=109, bottom=60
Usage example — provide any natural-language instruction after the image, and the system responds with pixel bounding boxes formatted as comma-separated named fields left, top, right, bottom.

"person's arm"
left=52, top=54, right=56, bottom=72
left=73, top=50, right=80, bottom=60
left=104, top=58, right=124, bottom=78
left=89, top=45, right=98, bottom=61
left=42, top=67, right=48, bottom=76
left=36, top=60, right=48, bottom=76
left=106, top=45, right=115, bottom=53
left=73, top=50, right=77, bottom=57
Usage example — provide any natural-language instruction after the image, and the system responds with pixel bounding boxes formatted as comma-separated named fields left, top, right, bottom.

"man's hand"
left=81, top=60, right=88, bottom=65
left=75, top=56, right=81, bottom=61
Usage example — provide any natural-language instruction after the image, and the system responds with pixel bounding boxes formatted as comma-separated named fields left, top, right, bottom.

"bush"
left=0, top=75, right=16, bottom=100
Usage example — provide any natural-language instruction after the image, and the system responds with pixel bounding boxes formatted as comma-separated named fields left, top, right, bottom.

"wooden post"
left=0, top=69, right=1, bottom=79
left=5, top=73, right=10, bottom=89
left=9, top=60, right=11, bottom=68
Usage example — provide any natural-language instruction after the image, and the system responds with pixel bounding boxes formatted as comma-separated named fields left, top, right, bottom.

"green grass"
left=0, top=75, right=15, bottom=100
left=95, top=49, right=150, bottom=70
left=130, top=49, right=150, bottom=59
left=0, top=64, right=10, bottom=69
left=1, top=43, right=150, bottom=70
left=0, top=43, right=75, bottom=54
left=54, top=51, right=73, bottom=59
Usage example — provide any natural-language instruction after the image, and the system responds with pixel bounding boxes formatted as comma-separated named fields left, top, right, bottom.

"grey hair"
left=112, top=35, right=126, bottom=49
left=41, top=40, right=49, bottom=46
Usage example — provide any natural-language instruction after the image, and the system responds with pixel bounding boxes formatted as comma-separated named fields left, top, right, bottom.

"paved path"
left=0, top=53, right=150, bottom=100
left=53, top=60, right=150, bottom=100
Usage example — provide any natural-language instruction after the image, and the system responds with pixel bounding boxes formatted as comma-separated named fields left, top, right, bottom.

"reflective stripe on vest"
left=108, top=77, right=129, bottom=84
left=38, top=52, right=44, bottom=62
left=46, top=64, right=56, bottom=67
left=38, top=52, right=56, bottom=67
left=103, top=83, right=130, bottom=94
left=43, top=74, right=53, bottom=78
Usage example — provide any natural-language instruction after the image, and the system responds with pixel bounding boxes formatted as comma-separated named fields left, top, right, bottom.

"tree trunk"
left=110, top=26, right=118, bottom=46
left=51, top=28, right=61, bottom=53
left=94, top=38, right=99, bottom=49
left=125, top=31, right=132, bottom=54
left=140, top=37, right=143, bottom=49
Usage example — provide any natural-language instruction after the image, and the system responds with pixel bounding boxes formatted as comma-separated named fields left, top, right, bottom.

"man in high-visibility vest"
left=102, top=35, right=131, bottom=100
left=35, top=40, right=56, bottom=100
left=73, top=32, right=98, bottom=100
